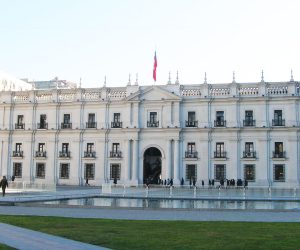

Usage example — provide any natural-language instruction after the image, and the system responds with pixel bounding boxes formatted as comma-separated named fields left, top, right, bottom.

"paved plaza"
left=0, top=222, right=108, bottom=250
left=0, top=185, right=300, bottom=249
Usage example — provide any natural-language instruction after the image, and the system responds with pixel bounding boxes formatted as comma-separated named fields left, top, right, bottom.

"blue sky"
left=0, top=0, right=299, bottom=87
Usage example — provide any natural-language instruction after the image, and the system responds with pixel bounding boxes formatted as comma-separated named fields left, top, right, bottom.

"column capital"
left=127, top=138, right=139, bottom=142
left=167, top=138, right=180, bottom=142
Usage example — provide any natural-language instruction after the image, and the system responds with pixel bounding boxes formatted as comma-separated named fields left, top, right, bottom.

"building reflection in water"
left=40, top=198, right=300, bottom=210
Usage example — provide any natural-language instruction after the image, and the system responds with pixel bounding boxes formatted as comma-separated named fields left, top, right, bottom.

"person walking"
left=0, top=176, right=8, bottom=197
left=180, top=177, right=184, bottom=186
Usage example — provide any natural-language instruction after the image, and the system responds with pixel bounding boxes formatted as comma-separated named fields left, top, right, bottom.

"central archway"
left=143, top=147, right=162, bottom=184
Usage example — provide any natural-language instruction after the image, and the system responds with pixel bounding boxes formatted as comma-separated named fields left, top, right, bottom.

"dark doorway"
left=143, top=147, right=162, bottom=184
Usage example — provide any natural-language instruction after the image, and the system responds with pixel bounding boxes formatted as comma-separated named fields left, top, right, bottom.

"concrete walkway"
left=0, top=205, right=300, bottom=222
left=0, top=222, right=109, bottom=250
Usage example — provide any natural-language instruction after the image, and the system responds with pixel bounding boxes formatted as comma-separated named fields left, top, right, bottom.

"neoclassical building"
left=1, top=75, right=300, bottom=187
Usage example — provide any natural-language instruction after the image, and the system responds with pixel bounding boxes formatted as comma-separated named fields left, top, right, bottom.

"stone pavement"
left=0, top=222, right=109, bottom=250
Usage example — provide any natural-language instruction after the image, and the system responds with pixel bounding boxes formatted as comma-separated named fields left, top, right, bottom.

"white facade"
left=0, top=79, right=300, bottom=187
left=0, top=70, right=32, bottom=91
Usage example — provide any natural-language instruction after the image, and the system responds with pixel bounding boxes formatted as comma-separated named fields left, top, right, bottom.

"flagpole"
left=154, top=45, right=157, bottom=85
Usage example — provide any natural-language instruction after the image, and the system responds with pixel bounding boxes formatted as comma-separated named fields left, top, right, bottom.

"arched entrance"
left=143, top=147, right=162, bottom=184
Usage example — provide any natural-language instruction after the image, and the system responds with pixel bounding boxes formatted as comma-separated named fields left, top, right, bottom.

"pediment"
left=126, top=86, right=181, bottom=101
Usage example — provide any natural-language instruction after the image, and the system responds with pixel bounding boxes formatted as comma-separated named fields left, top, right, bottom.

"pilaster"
left=173, top=139, right=180, bottom=184
left=166, top=140, right=172, bottom=179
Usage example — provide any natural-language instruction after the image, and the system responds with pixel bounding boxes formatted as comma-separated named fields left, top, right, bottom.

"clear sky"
left=0, top=0, right=299, bottom=87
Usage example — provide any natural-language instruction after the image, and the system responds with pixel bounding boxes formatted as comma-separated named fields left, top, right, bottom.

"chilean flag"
left=153, top=51, right=157, bottom=81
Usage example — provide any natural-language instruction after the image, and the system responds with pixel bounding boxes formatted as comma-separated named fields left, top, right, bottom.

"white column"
left=125, top=140, right=131, bottom=182
left=132, top=139, right=139, bottom=184
left=133, top=103, right=139, bottom=128
left=173, top=139, right=180, bottom=184
left=166, top=140, right=172, bottom=179
left=173, top=102, right=180, bottom=127
left=129, top=103, right=132, bottom=127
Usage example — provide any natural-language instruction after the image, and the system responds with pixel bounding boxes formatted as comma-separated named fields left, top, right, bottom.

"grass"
left=0, top=215, right=300, bottom=250
left=0, top=244, right=14, bottom=250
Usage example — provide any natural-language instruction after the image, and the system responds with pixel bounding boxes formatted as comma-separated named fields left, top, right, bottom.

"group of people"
left=186, top=178, right=197, bottom=188
left=217, top=178, right=248, bottom=188
left=155, top=178, right=174, bottom=187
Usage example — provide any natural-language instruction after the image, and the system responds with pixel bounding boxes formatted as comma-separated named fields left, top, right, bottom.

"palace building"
left=0, top=73, right=300, bottom=187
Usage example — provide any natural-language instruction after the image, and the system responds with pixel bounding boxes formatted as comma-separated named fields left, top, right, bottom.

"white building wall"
left=0, top=81, right=299, bottom=187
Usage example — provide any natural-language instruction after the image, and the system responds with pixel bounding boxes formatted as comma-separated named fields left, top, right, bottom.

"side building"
left=0, top=78, right=300, bottom=187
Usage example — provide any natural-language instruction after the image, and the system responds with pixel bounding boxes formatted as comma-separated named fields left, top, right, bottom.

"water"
left=106, top=186, right=300, bottom=200
left=39, top=197, right=300, bottom=210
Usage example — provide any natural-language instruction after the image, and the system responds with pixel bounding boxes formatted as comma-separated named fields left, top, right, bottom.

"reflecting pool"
left=38, top=197, right=300, bottom=210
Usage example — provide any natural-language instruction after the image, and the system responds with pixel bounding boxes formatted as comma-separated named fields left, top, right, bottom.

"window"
left=216, top=111, right=224, bottom=120
left=110, top=164, right=121, bottom=180
left=87, top=143, right=94, bottom=152
left=150, top=112, right=157, bottom=123
left=85, top=163, right=95, bottom=180
left=60, top=143, right=70, bottom=157
left=64, top=114, right=70, bottom=124
left=60, top=163, right=70, bottom=179
left=274, top=142, right=284, bottom=158
left=62, top=114, right=72, bottom=128
left=87, top=113, right=96, bottom=128
left=245, top=110, right=253, bottom=119
left=186, top=143, right=197, bottom=158
left=273, top=110, right=285, bottom=126
left=15, top=143, right=22, bottom=152
left=17, top=115, right=23, bottom=125
left=14, top=143, right=23, bottom=157
left=36, top=143, right=46, bottom=157
left=13, top=163, right=22, bottom=178
left=214, top=164, right=226, bottom=181
left=15, top=115, right=24, bottom=129
left=36, top=163, right=45, bottom=178
left=62, top=143, right=69, bottom=153
left=186, top=112, right=197, bottom=127
left=88, top=113, right=95, bottom=123
left=275, top=142, right=283, bottom=153
left=244, top=142, right=255, bottom=158
left=274, top=110, right=282, bottom=121
left=244, top=110, right=255, bottom=126
left=187, top=142, right=195, bottom=153
left=38, top=114, right=47, bottom=129
left=113, top=113, right=121, bottom=122
left=274, top=164, right=285, bottom=182
left=112, top=113, right=122, bottom=128
left=186, top=164, right=197, bottom=181
left=148, top=112, right=159, bottom=127
left=85, top=143, right=95, bottom=157
left=245, top=142, right=253, bottom=152
left=244, top=164, right=255, bottom=181
left=112, top=143, right=120, bottom=152
left=188, top=112, right=195, bottom=122
left=110, top=143, right=121, bottom=157
left=38, top=143, right=45, bottom=152
left=215, top=111, right=225, bottom=127
left=215, top=142, right=225, bottom=158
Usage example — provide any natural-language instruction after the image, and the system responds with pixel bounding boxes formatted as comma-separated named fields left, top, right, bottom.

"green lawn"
left=0, top=244, right=14, bottom=250
left=0, top=215, right=299, bottom=250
